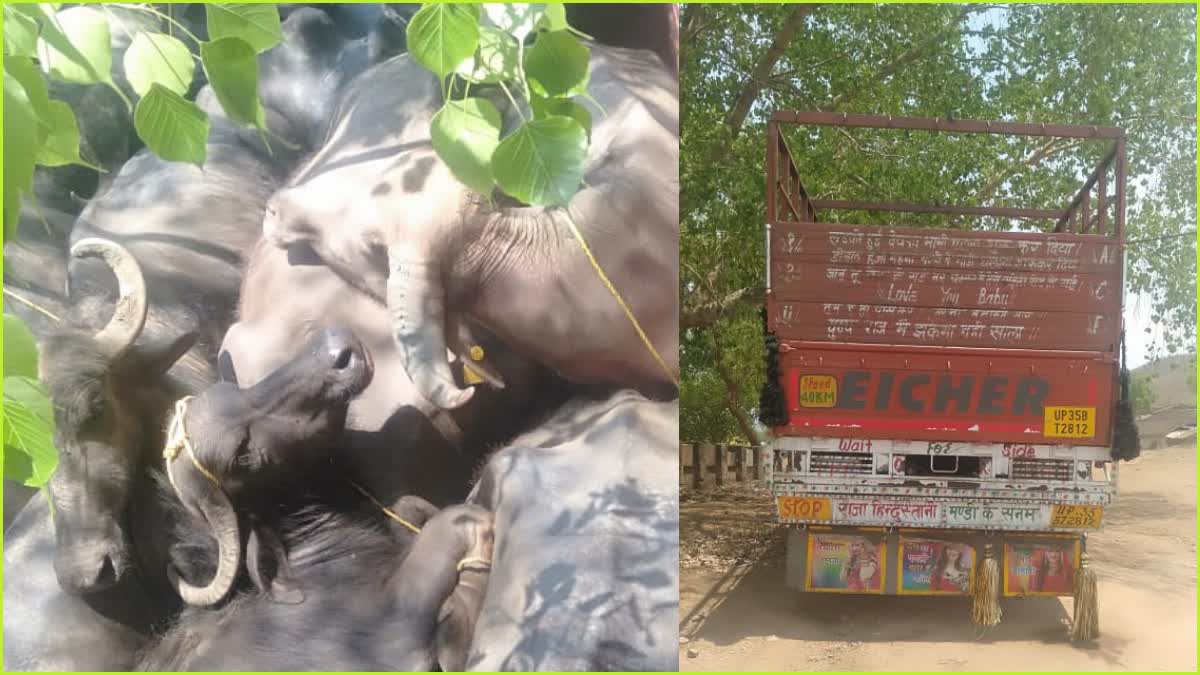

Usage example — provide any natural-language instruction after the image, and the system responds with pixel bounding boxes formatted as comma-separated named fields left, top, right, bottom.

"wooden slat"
left=768, top=299, right=1117, bottom=352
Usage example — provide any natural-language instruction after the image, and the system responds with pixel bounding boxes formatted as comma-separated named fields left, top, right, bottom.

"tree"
left=680, top=3, right=1197, bottom=443
left=1131, top=374, right=1156, bottom=416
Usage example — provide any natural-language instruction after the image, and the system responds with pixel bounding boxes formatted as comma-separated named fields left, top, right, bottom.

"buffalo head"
left=162, top=325, right=373, bottom=607
left=40, top=238, right=195, bottom=595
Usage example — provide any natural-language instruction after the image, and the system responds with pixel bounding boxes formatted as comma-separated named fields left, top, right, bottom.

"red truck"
left=758, top=112, right=1139, bottom=640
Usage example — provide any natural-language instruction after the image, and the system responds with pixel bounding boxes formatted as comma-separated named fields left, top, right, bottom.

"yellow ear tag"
left=462, top=345, right=486, bottom=385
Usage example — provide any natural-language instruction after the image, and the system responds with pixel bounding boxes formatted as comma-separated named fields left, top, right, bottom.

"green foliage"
left=35, top=6, right=113, bottom=85
left=1, top=3, right=280, bottom=235
left=492, top=116, right=588, bottom=207
left=407, top=3, right=593, bottom=206
left=3, top=315, right=57, bottom=488
left=204, top=3, right=283, bottom=54
left=408, top=3, right=480, bottom=77
left=134, top=84, right=211, bottom=167
left=3, top=67, right=40, bottom=238
left=524, top=30, right=589, bottom=98
left=200, top=37, right=266, bottom=130
left=431, top=97, right=503, bottom=195
left=124, top=32, right=194, bottom=97
left=680, top=3, right=1197, bottom=442
left=1131, top=374, right=1156, bottom=416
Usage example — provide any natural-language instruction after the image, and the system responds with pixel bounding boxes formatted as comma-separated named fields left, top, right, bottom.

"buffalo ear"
left=246, top=525, right=305, bottom=605
left=137, top=332, right=198, bottom=375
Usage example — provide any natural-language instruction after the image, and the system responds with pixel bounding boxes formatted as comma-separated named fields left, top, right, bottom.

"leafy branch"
left=406, top=3, right=594, bottom=207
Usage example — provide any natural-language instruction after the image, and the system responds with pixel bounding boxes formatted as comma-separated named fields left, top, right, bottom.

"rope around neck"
left=164, top=404, right=489, bottom=574
left=563, top=212, right=678, bottom=387
left=163, top=396, right=222, bottom=490
left=347, top=480, right=422, bottom=534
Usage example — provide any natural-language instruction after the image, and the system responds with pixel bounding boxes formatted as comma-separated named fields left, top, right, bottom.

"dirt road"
left=679, top=444, right=1197, bottom=672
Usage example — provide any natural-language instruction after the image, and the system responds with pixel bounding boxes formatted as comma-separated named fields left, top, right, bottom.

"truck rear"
left=758, top=112, right=1139, bottom=639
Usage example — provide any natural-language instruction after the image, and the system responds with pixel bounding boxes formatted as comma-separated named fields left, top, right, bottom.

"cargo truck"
left=757, top=112, right=1141, bottom=641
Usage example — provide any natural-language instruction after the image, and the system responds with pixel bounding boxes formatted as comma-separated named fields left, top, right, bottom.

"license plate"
left=1049, top=504, right=1103, bottom=529
left=777, top=496, right=831, bottom=520
left=1043, top=406, right=1096, bottom=438
left=798, top=375, right=837, bottom=408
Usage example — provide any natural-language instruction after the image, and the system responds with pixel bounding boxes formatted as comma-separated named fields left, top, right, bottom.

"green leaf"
left=35, top=6, right=112, bottom=85
left=133, top=84, right=210, bottom=167
left=3, top=376, right=58, bottom=489
left=37, top=100, right=89, bottom=168
left=456, top=26, right=519, bottom=84
left=205, top=3, right=282, bottom=54
left=540, top=4, right=568, bottom=31
left=482, top=4, right=545, bottom=43
left=3, top=70, right=39, bottom=237
left=200, top=37, right=265, bottom=130
left=491, top=116, right=587, bottom=207
left=524, top=29, right=590, bottom=98
left=4, top=55, right=52, bottom=145
left=3, top=7, right=40, bottom=58
left=530, top=96, right=592, bottom=139
left=124, top=32, right=194, bottom=97
left=4, top=314, right=40, bottom=379
left=431, top=97, right=503, bottom=196
left=407, top=3, right=480, bottom=78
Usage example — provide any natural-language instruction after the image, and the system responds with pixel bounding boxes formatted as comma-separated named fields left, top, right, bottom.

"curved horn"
left=167, top=477, right=242, bottom=607
left=386, top=244, right=475, bottom=410
left=70, top=238, right=148, bottom=355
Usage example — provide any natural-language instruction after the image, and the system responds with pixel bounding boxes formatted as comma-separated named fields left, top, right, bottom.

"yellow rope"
left=347, top=480, right=422, bottom=534
left=456, top=556, right=491, bottom=573
left=163, top=396, right=222, bottom=489
left=563, top=213, right=678, bottom=387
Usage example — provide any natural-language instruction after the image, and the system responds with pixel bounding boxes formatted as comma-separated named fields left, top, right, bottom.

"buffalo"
left=140, top=325, right=488, bottom=670
left=38, top=116, right=282, bottom=598
left=218, top=240, right=561, bottom=508
left=261, top=43, right=679, bottom=411
left=465, top=389, right=680, bottom=671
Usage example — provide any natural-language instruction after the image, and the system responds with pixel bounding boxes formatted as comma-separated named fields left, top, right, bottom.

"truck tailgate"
left=773, top=342, right=1115, bottom=445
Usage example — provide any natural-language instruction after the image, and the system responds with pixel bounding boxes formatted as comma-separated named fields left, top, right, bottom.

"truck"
left=757, top=112, right=1141, bottom=641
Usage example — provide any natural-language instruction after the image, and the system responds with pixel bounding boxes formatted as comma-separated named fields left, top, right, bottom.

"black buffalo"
left=466, top=389, right=680, bottom=671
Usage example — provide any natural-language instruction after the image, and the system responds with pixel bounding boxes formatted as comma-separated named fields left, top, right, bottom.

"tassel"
left=757, top=307, right=789, bottom=428
left=1070, top=551, right=1100, bottom=642
left=972, top=542, right=1002, bottom=628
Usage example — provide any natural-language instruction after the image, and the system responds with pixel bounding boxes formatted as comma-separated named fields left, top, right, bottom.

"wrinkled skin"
left=139, top=503, right=493, bottom=671
left=465, top=389, right=679, bottom=671
left=219, top=241, right=559, bottom=508
left=262, top=44, right=679, bottom=411
left=35, top=120, right=281, bottom=597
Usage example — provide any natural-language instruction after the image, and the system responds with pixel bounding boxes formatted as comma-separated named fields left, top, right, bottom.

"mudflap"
left=784, top=525, right=1091, bottom=633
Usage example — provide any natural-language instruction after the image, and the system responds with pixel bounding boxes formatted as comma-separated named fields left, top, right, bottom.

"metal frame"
left=765, top=111, right=1127, bottom=238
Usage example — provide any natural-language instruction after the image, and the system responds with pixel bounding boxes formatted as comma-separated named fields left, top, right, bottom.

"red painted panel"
left=770, top=261, right=1116, bottom=314
left=771, top=222, right=1123, bottom=275
left=773, top=342, right=1115, bottom=445
left=767, top=222, right=1123, bottom=352
left=767, top=298, right=1116, bottom=352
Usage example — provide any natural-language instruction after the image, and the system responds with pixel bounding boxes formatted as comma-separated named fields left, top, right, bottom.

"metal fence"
left=679, top=443, right=764, bottom=490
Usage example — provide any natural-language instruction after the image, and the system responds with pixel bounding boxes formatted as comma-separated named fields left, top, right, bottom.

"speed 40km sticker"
left=1043, top=406, right=1096, bottom=438
left=798, top=375, right=837, bottom=408
left=778, top=496, right=831, bottom=520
